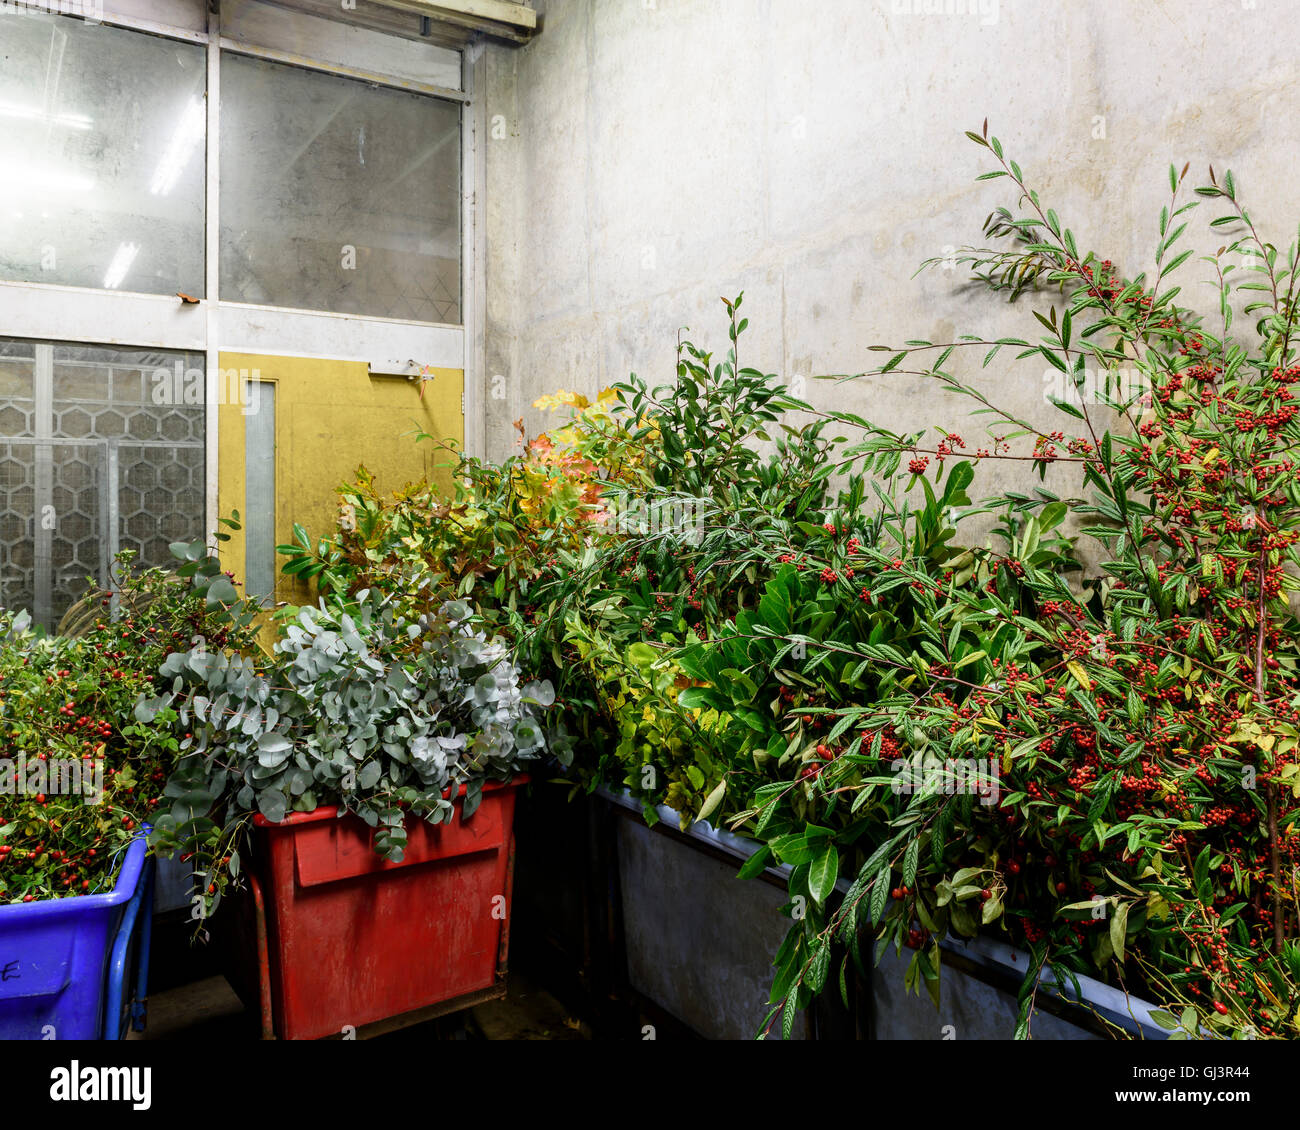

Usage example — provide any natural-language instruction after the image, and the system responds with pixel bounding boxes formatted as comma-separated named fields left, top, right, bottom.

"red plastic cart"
left=242, top=778, right=523, bottom=1040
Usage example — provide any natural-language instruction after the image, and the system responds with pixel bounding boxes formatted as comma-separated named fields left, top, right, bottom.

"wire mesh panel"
left=120, top=443, right=206, bottom=568
left=0, top=340, right=38, bottom=619
left=49, top=443, right=106, bottom=623
left=0, top=338, right=206, bottom=631
left=0, top=441, right=36, bottom=618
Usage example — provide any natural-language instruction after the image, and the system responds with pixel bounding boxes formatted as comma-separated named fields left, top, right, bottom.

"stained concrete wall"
left=481, top=0, right=1300, bottom=509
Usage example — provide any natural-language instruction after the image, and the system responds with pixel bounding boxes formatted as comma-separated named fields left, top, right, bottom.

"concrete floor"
left=125, top=972, right=591, bottom=1042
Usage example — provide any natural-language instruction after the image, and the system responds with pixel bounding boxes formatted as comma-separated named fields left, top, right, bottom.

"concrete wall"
left=481, top=0, right=1300, bottom=510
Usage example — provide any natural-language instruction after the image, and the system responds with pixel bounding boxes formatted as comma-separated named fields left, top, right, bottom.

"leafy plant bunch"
left=527, top=296, right=855, bottom=817
left=0, top=552, right=254, bottom=903
left=279, top=299, right=842, bottom=811
left=749, top=126, right=1300, bottom=1039
left=273, top=388, right=654, bottom=785
left=147, top=540, right=554, bottom=918
left=277, top=389, right=649, bottom=640
left=518, top=306, right=1082, bottom=1039
left=567, top=468, right=986, bottom=829
left=587, top=431, right=1086, bottom=1031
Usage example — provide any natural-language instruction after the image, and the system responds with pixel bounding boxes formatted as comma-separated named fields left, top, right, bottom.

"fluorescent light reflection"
left=0, top=100, right=93, bottom=130
left=150, top=96, right=204, bottom=196
left=3, top=167, right=96, bottom=193
left=103, top=242, right=139, bottom=289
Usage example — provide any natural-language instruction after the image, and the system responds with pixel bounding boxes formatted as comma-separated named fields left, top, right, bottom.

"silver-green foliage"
left=146, top=593, right=551, bottom=863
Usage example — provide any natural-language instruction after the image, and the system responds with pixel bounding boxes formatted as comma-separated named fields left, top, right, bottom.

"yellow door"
left=216, top=353, right=463, bottom=608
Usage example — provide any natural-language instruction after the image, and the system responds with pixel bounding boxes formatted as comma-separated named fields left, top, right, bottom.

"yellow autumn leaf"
left=1066, top=660, right=1092, bottom=690
left=532, top=388, right=589, bottom=412
left=1147, top=892, right=1171, bottom=920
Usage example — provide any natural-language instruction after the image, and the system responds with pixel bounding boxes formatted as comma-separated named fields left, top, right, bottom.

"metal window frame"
left=215, top=34, right=467, bottom=100
left=0, top=1, right=482, bottom=547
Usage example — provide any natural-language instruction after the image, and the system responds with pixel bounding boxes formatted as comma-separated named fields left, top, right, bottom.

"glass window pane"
left=0, top=338, right=206, bottom=631
left=0, top=13, right=206, bottom=297
left=220, top=53, right=461, bottom=323
left=243, top=380, right=276, bottom=603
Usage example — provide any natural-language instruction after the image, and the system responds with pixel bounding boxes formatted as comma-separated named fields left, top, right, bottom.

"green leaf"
left=676, top=686, right=713, bottom=711
left=809, top=843, right=839, bottom=905
left=902, top=837, right=919, bottom=890
left=807, top=941, right=831, bottom=993
left=869, top=875, right=889, bottom=924
left=1039, top=347, right=1068, bottom=373
left=1109, top=900, right=1130, bottom=964
left=697, top=778, right=726, bottom=824
left=205, top=576, right=239, bottom=606
left=737, top=845, right=773, bottom=880
left=771, top=832, right=815, bottom=866
left=256, top=789, right=287, bottom=823
left=1013, top=943, right=1047, bottom=1040
left=781, top=992, right=798, bottom=1040
left=1048, top=395, right=1085, bottom=420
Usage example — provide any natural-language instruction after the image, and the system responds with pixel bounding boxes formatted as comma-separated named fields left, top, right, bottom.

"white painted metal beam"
left=0, top=281, right=208, bottom=350
left=218, top=302, right=464, bottom=370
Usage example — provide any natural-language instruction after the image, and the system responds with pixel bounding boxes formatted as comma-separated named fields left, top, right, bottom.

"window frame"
left=0, top=1, right=483, bottom=544
left=216, top=45, right=466, bottom=330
